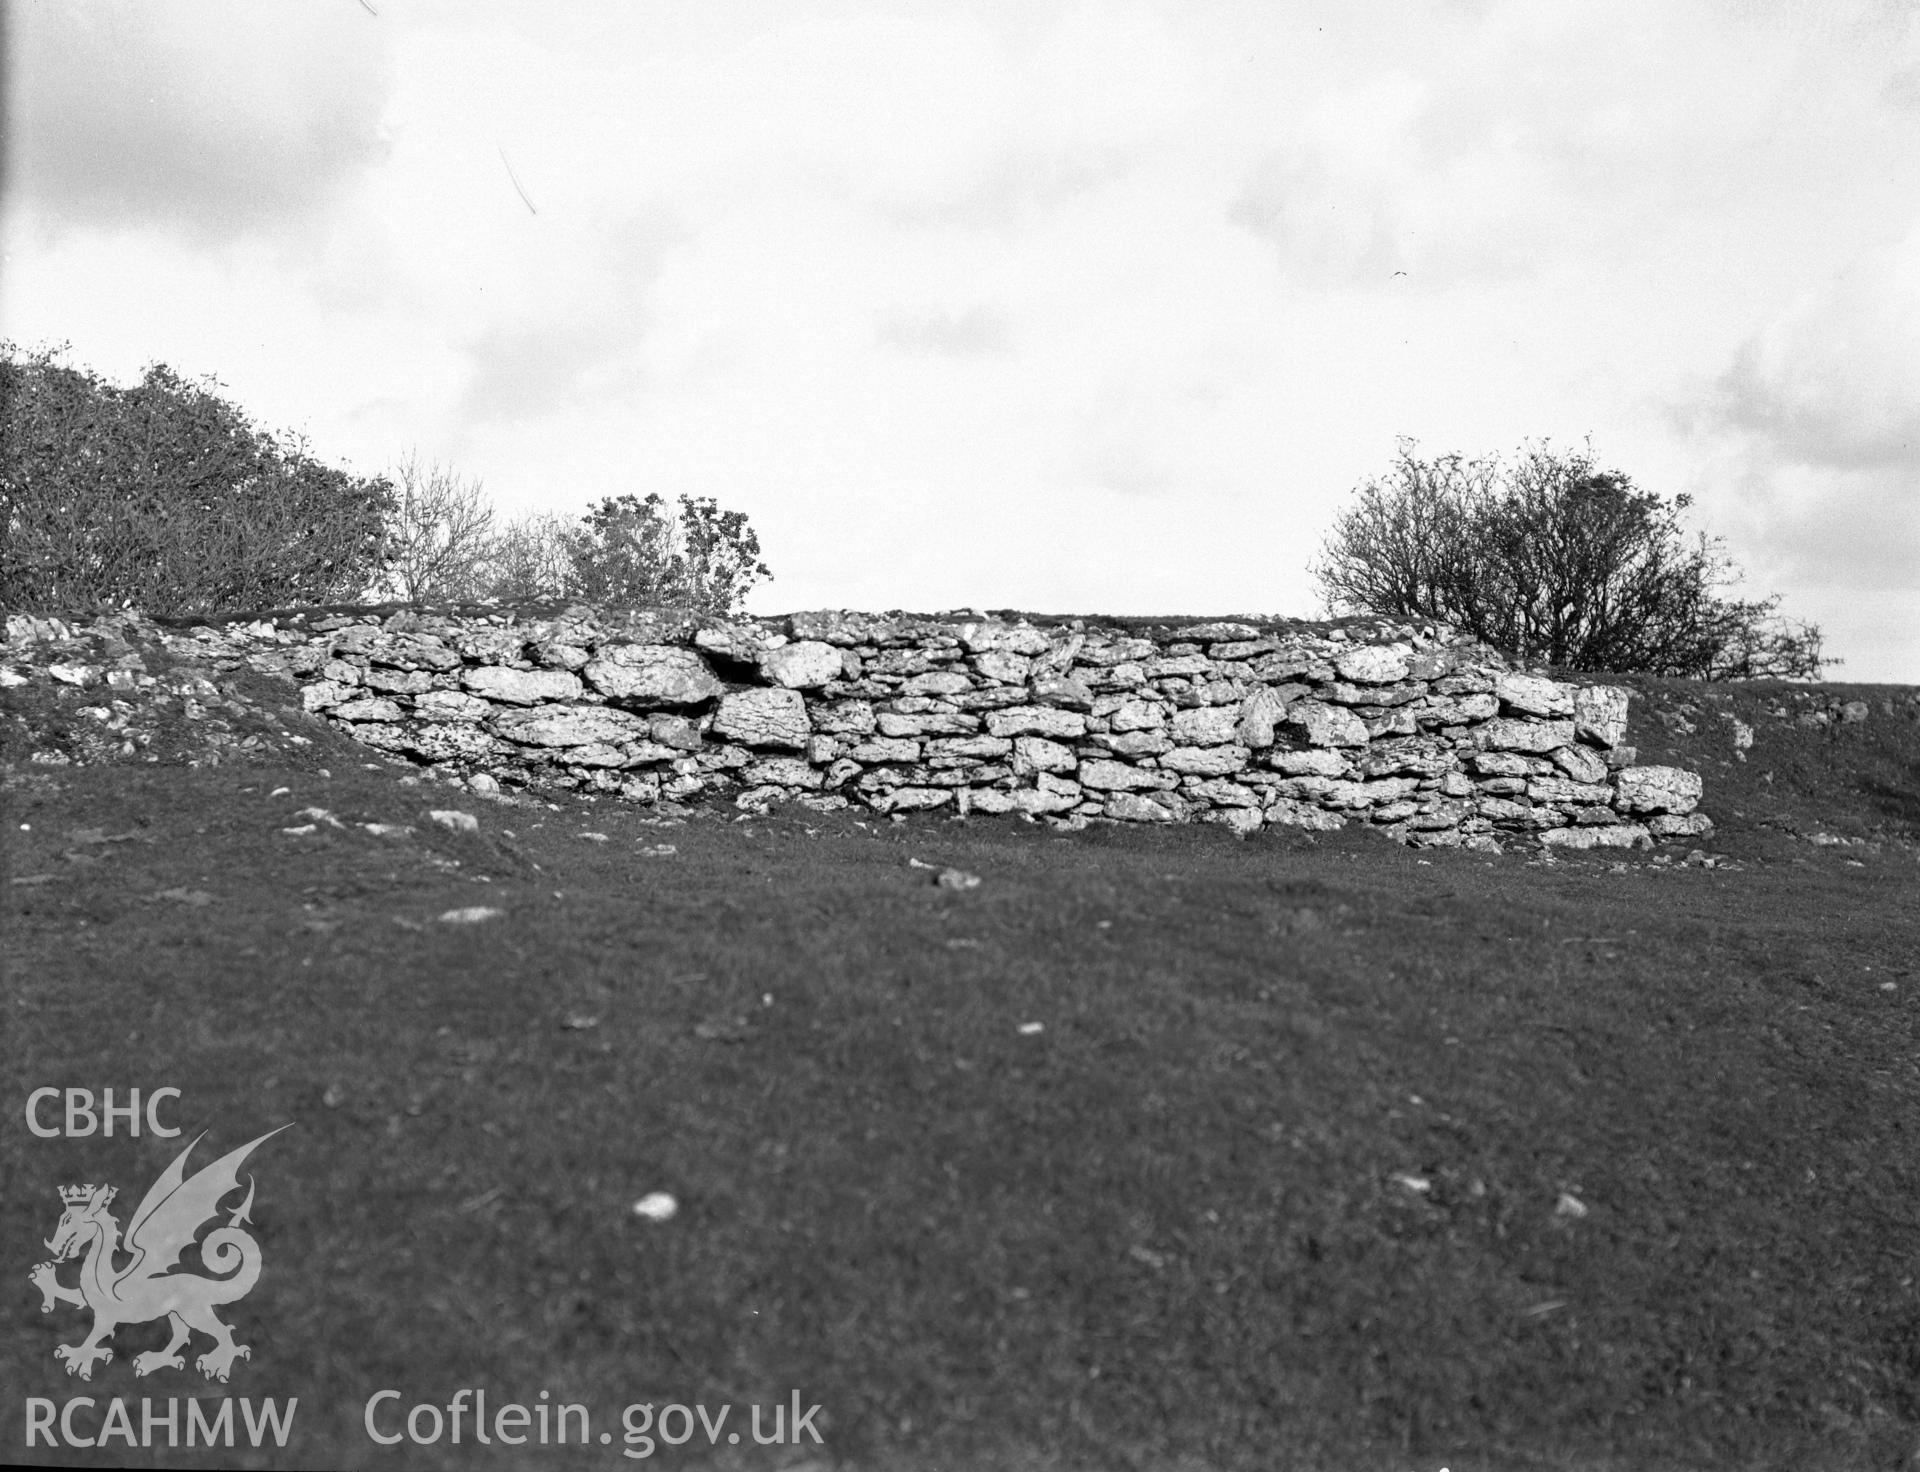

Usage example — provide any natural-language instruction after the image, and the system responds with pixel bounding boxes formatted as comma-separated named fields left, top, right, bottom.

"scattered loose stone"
left=438, top=906, right=503, bottom=923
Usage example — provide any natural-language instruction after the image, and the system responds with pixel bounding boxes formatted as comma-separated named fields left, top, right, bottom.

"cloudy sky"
left=6, top=0, right=1918, bottom=679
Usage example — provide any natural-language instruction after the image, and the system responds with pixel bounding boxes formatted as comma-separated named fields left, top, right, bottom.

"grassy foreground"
left=4, top=687, right=1919, bottom=1471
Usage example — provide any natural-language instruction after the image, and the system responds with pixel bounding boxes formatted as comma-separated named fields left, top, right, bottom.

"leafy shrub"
left=560, top=492, right=772, bottom=616
left=1313, top=439, right=1831, bottom=679
left=1, top=344, right=393, bottom=615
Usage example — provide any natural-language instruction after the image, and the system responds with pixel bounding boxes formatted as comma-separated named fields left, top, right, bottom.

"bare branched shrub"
left=370, top=451, right=497, bottom=603
left=481, top=511, right=576, bottom=603
left=1314, top=439, right=1832, bottom=679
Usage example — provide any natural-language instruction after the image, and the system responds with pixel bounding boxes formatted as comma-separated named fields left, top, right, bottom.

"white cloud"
left=11, top=0, right=391, bottom=238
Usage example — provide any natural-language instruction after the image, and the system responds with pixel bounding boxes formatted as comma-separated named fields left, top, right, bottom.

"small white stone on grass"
left=429, top=809, right=479, bottom=834
left=1017, top=1022, right=1045, bottom=1035
left=1554, top=1192, right=1588, bottom=1219
left=439, top=906, right=503, bottom=924
left=937, top=867, right=982, bottom=890
left=281, top=824, right=317, bottom=837
left=579, top=832, right=609, bottom=842
left=632, top=1192, right=678, bottom=1222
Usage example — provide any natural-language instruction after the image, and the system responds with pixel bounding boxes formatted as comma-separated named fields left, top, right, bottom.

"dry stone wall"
left=3, top=605, right=1713, bottom=850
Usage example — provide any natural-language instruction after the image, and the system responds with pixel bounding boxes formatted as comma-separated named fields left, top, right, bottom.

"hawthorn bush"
left=1, top=345, right=393, bottom=616
left=1313, top=439, right=1830, bottom=679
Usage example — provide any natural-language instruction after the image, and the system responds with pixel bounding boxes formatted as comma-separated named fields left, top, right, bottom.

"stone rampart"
left=2, top=605, right=1713, bottom=851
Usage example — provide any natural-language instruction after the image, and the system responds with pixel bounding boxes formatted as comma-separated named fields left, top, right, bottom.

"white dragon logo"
left=29, top=1127, right=288, bottom=1382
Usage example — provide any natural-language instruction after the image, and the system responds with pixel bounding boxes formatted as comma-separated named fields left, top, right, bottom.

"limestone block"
left=810, top=700, right=877, bottom=736
left=1012, top=736, right=1077, bottom=774
left=1158, top=745, right=1251, bottom=777
left=694, top=621, right=775, bottom=663
left=446, top=626, right=527, bottom=664
left=847, top=737, right=922, bottom=764
left=1474, top=718, right=1576, bottom=753
left=1092, top=730, right=1172, bottom=758
left=583, top=646, right=723, bottom=705
left=1108, top=699, right=1167, bottom=732
left=1649, top=812, right=1714, bottom=838
left=1283, top=701, right=1370, bottom=747
left=1188, top=778, right=1261, bottom=808
left=712, top=688, right=811, bottom=749
left=400, top=723, right=503, bottom=763
left=1494, top=673, right=1573, bottom=717
left=301, top=680, right=353, bottom=712
left=464, top=666, right=586, bottom=706
left=492, top=706, right=650, bottom=748
left=1550, top=744, right=1610, bottom=784
left=1470, top=750, right=1547, bottom=776
left=376, top=636, right=463, bottom=672
left=1171, top=706, right=1241, bottom=746
left=902, top=668, right=974, bottom=697
left=1263, top=797, right=1347, bottom=831
left=927, top=735, right=1013, bottom=760
left=534, top=641, right=592, bottom=671
left=1573, top=685, right=1631, bottom=748
left=647, top=713, right=704, bottom=751
left=1475, top=795, right=1548, bottom=826
left=620, top=742, right=684, bottom=765
left=564, top=743, right=629, bottom=768
left=1526, top=777, right=1614, bottom=805
left=1077, top=759, right=1166, bottom=792
left=1105, top=792, right=1182, bottom=823
left=1235, top=687, right=1290, bottom=748
left=968, top=786, right=1079, bottom=816
left=1030, top=674, right=1096, bottom=709
left=414, top=690, right=493, bottom=723
left=973, top=651, right=1033, bottom=684
left=1322, top=777, right=1419, bottom=809
left=985, top=706, right=1087, bottom=739
left=363, top=667, right=434, bottom=695
left=1334, top=647, right=1410, bottom=684
left=877, top=712, right=979, bottom=737
left=760, top=640, right=844, bottom=690
left=1421, top=692, right=1499, bottom=724
left=959, top=621, right=1052, bottom=656
left=743, top=756, right=823, bottom=789
left=872, top=786, right=952, bottom=813
left=1267, top=748, right=1351, bottom=777
left=1612, top=765, right=1702, bottom=815
left=332, top=696, right=405, bottom=723
left=788, top=610, right=897, bottom=646
left=1354, top=737, right=1453, bottom=778
left=1144, top=654, right=1212, bottom=679
left=1541, top=824, right=1653, bottom=850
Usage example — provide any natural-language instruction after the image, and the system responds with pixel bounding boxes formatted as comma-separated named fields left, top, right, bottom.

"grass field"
left=4, top=676, right=1919, bottom=1471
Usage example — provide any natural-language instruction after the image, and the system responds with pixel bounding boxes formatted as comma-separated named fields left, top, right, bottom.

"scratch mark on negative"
left=498, top=146, right=538, bottom=215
